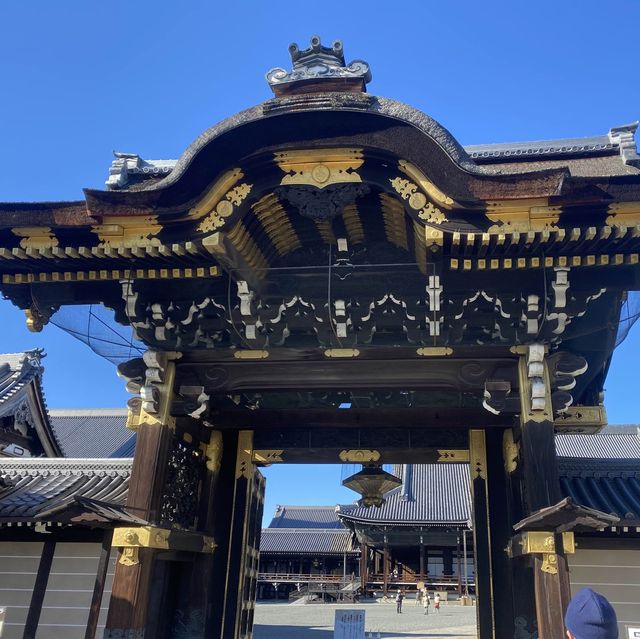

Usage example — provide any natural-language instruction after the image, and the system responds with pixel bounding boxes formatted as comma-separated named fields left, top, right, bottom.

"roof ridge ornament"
left=609, top=121, right=640, bottom=167
left=266, top=35, right=372, bottom=97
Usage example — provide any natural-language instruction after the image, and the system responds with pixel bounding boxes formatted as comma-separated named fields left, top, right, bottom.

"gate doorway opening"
left=253, top=459, right=481, bottom=639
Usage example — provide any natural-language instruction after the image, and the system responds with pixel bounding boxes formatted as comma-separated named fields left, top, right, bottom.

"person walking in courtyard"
left=396, top=589, right=405, bottom=613
left=565, top=588, right=618, bottom=639
left=423, top=589, right=430, bottom=615
left=434, top=592, right=440, bottom=612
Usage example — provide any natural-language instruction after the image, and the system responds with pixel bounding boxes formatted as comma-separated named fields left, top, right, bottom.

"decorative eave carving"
left=266, top=36, right=372, bottom=96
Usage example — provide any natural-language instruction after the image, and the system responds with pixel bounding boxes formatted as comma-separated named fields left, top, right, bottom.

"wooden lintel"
left=212, top=408, right=512, bottom=430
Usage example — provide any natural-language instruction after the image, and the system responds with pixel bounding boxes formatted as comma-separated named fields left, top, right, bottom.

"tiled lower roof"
left=259, top=529, right=356, bottom=555
left=268, top=505, right=344, bottom=529
left=0, top=458, right=131, bottom=521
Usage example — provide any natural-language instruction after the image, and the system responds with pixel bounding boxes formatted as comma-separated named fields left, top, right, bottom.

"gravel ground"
left=253, top=601, right=478, bottom=639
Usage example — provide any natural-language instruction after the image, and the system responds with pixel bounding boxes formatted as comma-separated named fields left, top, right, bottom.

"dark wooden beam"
left=24, top=539, right=56, bottom=639
left=215, top=408, right=512, bottom=431
left=255, top=447, right=451, bottom=464
left=179, top=355, right=518, bottom=394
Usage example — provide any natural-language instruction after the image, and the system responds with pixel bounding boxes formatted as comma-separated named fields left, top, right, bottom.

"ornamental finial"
left=266, top=35, right=372, bottom=97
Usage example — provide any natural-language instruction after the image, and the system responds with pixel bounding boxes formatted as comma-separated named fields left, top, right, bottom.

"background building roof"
left=0, top=350, right=60, bottom=457
left=337, top=463, right=472, bottom=526
left=260, top=529, right=356, bottom=555
left=48, top=409, right=133, bottom=458
left=267, top=505, right=344, bottom=529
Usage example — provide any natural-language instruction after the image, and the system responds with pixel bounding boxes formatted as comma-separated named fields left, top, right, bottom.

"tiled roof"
left=555, top=428, right=640, bottom=459
left=48, top=409, right=134, bottom=458
left=267, top=505, right=344, bottom=529
left=0, top=458, right=131, bottom=521
left=260, top=529, right=356, bottom=555
left=107, top=125, right=640, bottom=189
left=559, top=459, right=640, bottom=524
left=337, top=464, right=472, bottom=526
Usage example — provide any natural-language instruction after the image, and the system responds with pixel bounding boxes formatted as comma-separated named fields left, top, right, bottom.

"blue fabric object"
left=565, top=588, right=618, bottom=639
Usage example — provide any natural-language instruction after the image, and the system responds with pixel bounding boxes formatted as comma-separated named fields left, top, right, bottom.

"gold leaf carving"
left=398, top=160, right=456, bottom=208
left=93, top=216, right=163, bottom=248
left=275, top=148, right=364, bottom=189
left=197, top=183, right=254, bottom=233
left=389, top=177, right=447, bottom=225
left=12, top=227, right=59, bottom=249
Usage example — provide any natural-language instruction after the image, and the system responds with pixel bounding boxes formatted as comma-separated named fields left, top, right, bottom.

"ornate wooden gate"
left=1, top=36, right=638, bottom=639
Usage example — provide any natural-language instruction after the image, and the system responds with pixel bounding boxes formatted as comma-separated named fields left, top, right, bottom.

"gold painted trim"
left=398, top=160, right=456, bottom=209
left=502, top=429, right=519, bottom=474
left=437, top=449, right=470, bottom=463
left=389, top=175, right=447, bottom=225
left=2, top=265, right=219, bottom=285
left=252, top=449, right=284, bottom=464
left=236, top=430, right=254, bottom=480
left=554, top=405, right=607, bottom=432
left=469, top=430, right=487, bottom=480
left=379, top=193, right=409, bottom=251
left=339, top=449, right=381, bottom=463
left=12, top=227, right=59, bottom=249
left=450, top=253, right=637, bottom=271
left=510, top=531, right=575, bottom=556
left=112, top=526, right=216, bottom=558
left=233, top=350, right=269, bottom=360
left=485, top=199, right=561, bottom=233
left=342, top=203, right=365, bottom=245
left=606, top=201, right=640, bottom=226
left=92, top=215, right=162, bottom=248
left=204, top=430, right=223, bottom=473
left=275, top=148, right=364, bottom=189
left=416, top=347, right=453, bottom=357
left=130, top=356, right=177, bottom=430
left=251, top=193, right=301, bottom=256
left=324, top=348, right=360, bottom=358
left=189, top=168, right=245, bottom=219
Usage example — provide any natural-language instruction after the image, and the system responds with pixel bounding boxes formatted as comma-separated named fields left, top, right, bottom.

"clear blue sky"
left=1, top=1, right=640, bottom=525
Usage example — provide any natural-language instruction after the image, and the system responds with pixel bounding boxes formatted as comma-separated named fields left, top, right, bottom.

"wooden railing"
left=257, top=573, right=351, bottom=584
left=368, top=574, right=474, bottom=588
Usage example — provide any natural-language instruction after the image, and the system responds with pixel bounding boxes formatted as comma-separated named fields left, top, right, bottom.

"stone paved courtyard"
left=253, top=601, right=478, bottom=639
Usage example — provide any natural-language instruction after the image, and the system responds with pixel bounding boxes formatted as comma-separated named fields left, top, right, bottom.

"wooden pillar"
left=359, top=544, right=368, bottom=591
left=469, top=429, right=494, bottom=639
left=456, top=534, right=462, bottom=595
left=24, top=539, right=56, bottom=639
left=382, top=540, right=389, bottom=596
left=424, top=546, right=429, bottom=578
left=419, top=537, right=425, bottom=580
left=206, top=430, right=265, bottom=639
left=443, top=548, right=454, bottom=576
left=84, top=530, right=113, bottom=639
left=518, top=350, right=571, bottom=639
left=105, top=356, right=175, bottom=638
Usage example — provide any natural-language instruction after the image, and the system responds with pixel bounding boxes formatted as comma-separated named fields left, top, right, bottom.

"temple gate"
left=1, top=37, right=639, bottom=639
